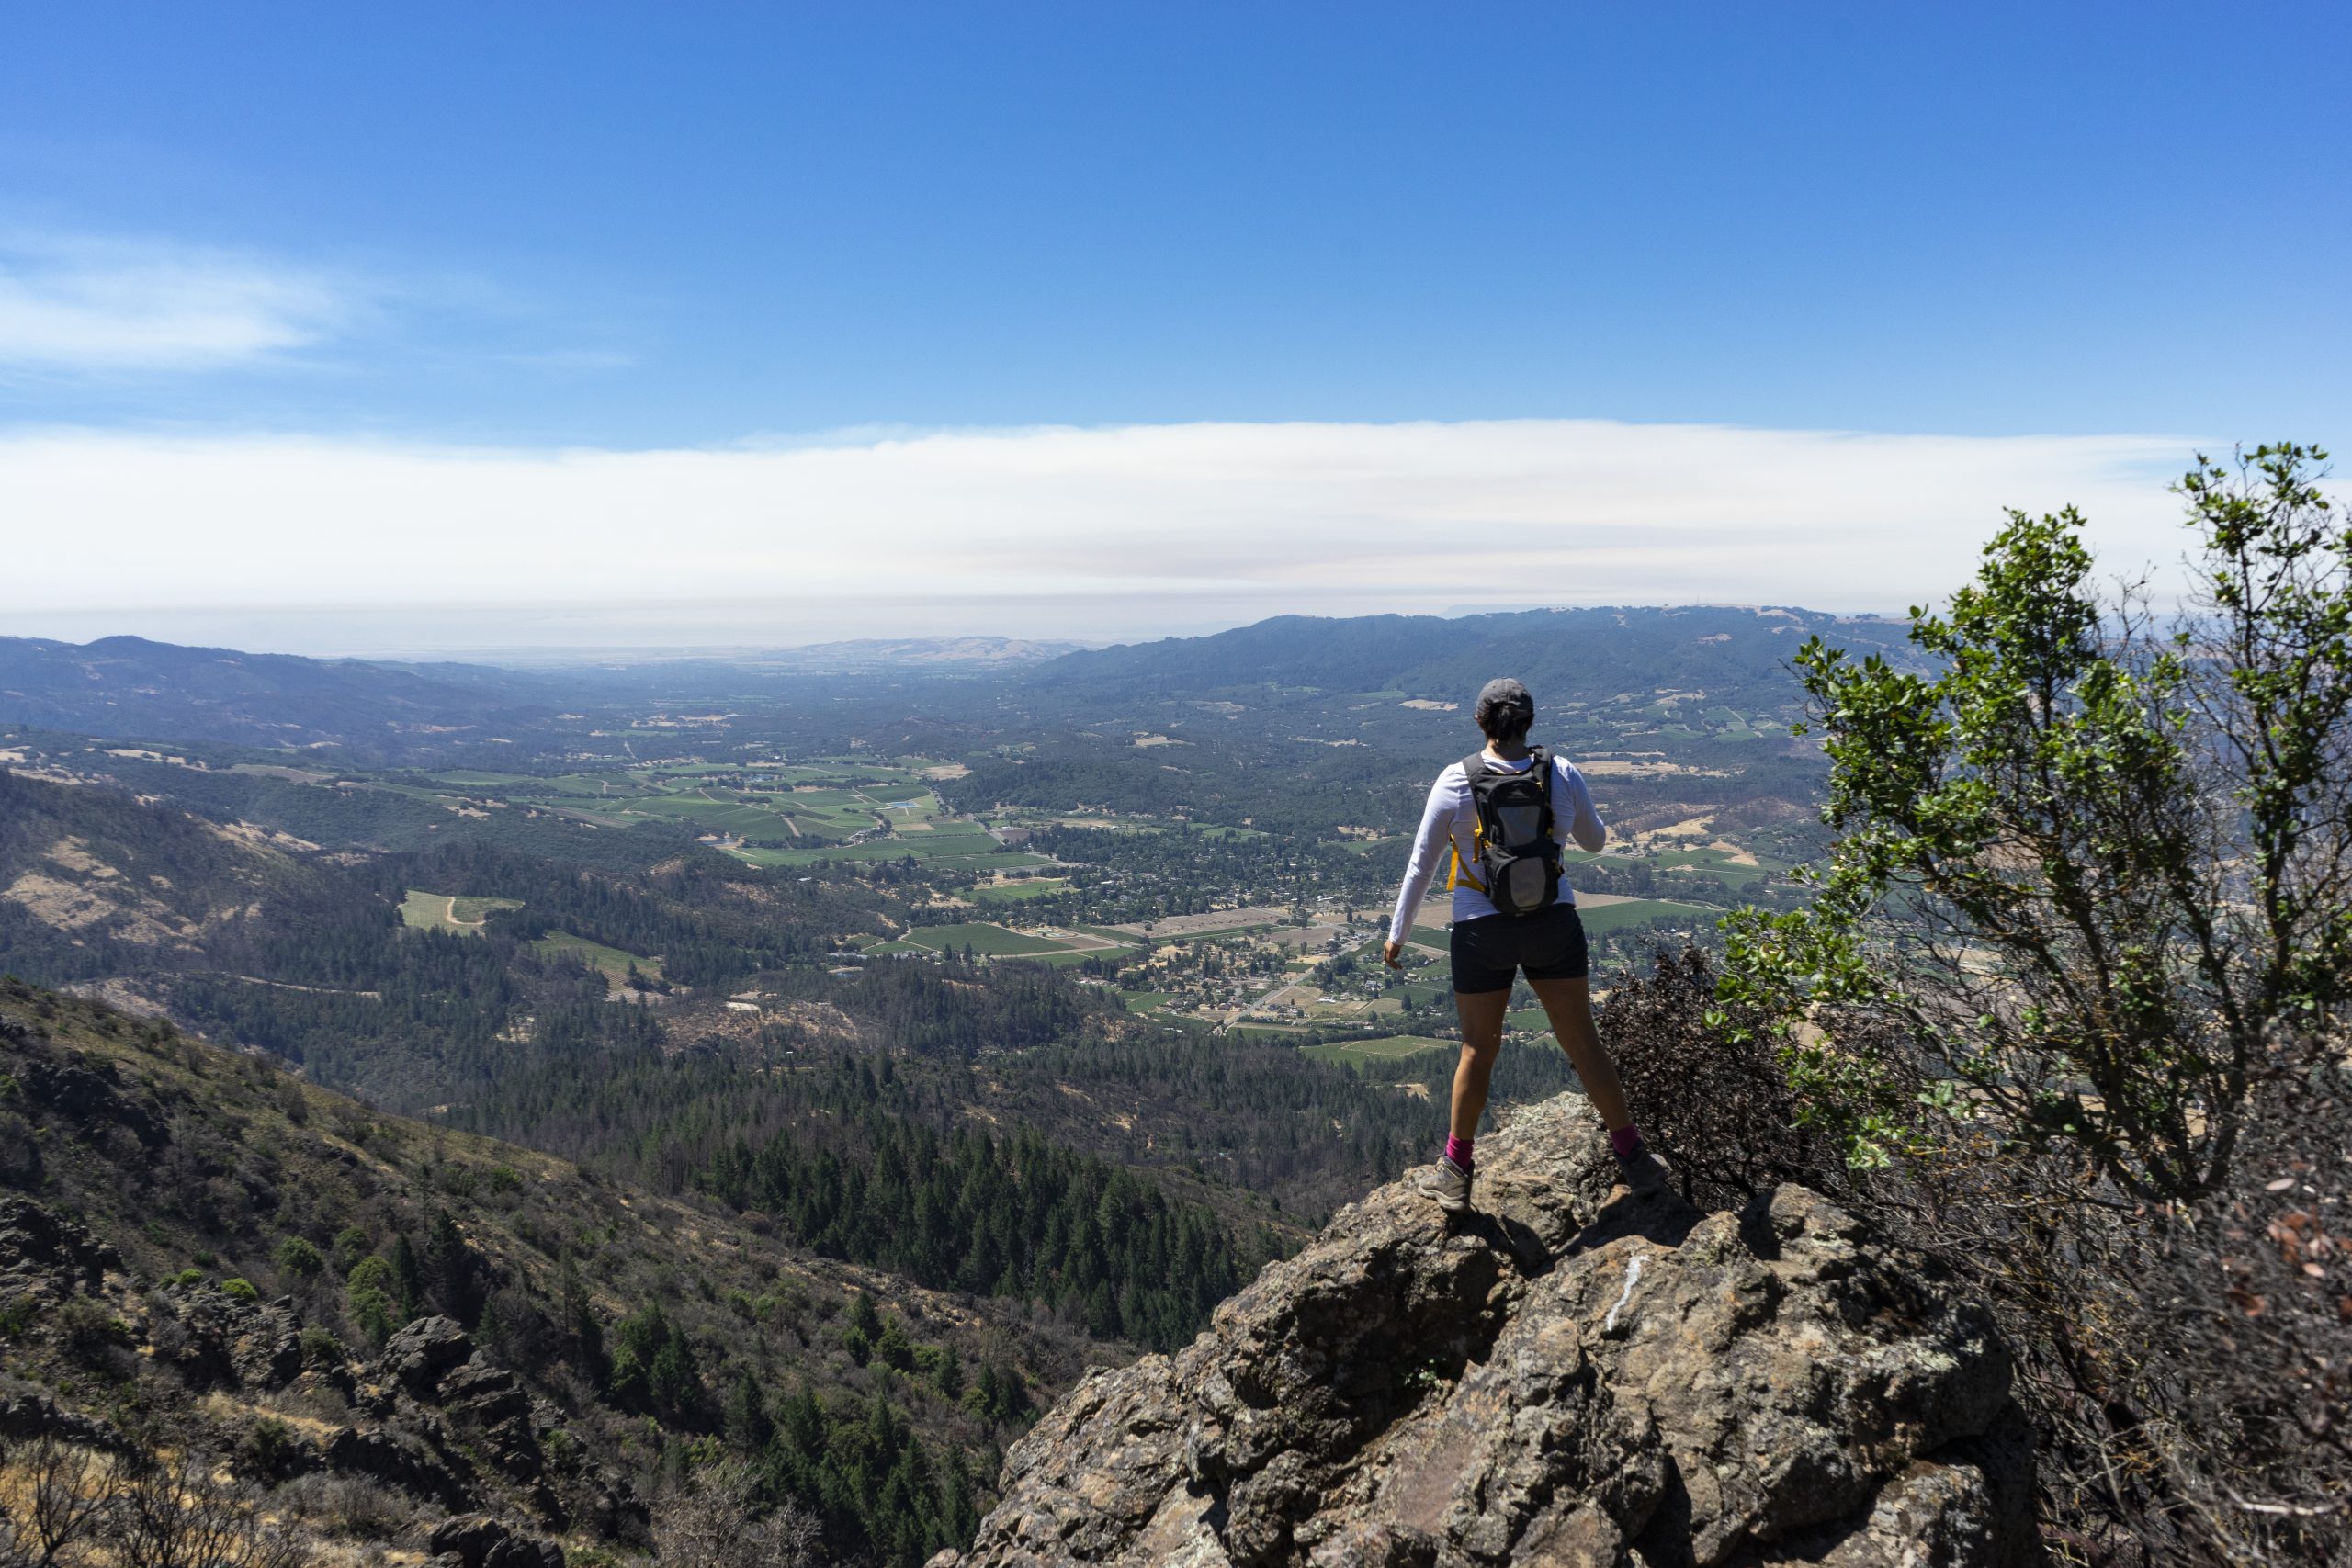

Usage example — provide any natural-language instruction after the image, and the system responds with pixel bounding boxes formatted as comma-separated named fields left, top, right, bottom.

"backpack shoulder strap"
left=1457, top=752, right=1492, bottom=829
left=1528, top=745, right=1556, bottom=839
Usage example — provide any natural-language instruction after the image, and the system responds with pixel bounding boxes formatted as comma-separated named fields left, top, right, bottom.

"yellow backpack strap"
left=1450, top=833, right=1487, bottom=894
left=1451, top=752, right=1489, bottom=893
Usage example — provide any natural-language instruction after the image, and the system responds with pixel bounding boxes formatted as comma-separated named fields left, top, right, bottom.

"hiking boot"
left=1613, top=1145, right=1670, bottom=1198
left=1427, top=1155, right=1474, bottom=1213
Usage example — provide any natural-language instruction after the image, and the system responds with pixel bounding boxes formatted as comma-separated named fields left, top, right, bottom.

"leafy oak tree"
left=1711, top=445, right=2352, bottom=1563
left=1723, top=444, right=2350, bottom=1198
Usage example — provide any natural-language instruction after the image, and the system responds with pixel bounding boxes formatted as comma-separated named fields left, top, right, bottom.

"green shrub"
left=55, top=1295, right=133, bottom=1359
left=345, top=1256, right=400, bottom=1346
left=275, top=1236, right=326, bottom=1279
left=241, top=1416, right=297, bottom=1476
left=331, top=1225, right=370, bottom=1272
left=219, top=1278, right=259, bottom=1303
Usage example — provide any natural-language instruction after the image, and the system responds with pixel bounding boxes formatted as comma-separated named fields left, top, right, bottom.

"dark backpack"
left=1455, top=748, right=1562, bottom=917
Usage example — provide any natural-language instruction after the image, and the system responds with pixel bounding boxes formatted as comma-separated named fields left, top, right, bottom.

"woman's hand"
left=1383, top=939, right=1405, bottom=970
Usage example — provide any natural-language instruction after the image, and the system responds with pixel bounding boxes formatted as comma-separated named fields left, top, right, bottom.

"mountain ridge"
left=0, top=635, right=559, bottom=753
left=1025, top=605, right=1915, bottom=705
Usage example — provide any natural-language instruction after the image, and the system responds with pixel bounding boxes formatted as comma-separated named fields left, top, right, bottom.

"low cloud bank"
left=3, top=419, right=2202, bottom=650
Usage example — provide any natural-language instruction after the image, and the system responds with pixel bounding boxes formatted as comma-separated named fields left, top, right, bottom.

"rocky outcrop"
left=0, top=1193, right=121, bottom=1297
left=142, top=1278, right=303, bottom=1391
left=427, top=1510, right=568, bottom=1567
left=385, top=1314, right=479, bottom=1393
left=938, top=1092, right=2034, bottom=1568
left=0, top=1385, right=132, bottom=1452
left=356, top=1315, right=626, bottom=1531
left=5, top=1042, right=166, bottom=1148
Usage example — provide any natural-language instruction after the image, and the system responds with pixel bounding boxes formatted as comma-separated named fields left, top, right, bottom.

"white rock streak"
left=1603, top=1252, right=1645, bottom=1332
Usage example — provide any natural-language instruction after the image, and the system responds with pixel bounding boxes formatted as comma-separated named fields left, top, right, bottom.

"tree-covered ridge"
left=379, top=840, right=873, bottom=987
left=447, top=1043, right=1281, bottom=1350
left=0, top=772, right=901, bottom=1107
left=704, top=1119, right=1251, bottom=1350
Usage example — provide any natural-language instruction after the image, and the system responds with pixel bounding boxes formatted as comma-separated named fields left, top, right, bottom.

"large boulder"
left=383, top=1315, right=476, bottom=1393
left=943, top=1092, right=2035, bottom=1567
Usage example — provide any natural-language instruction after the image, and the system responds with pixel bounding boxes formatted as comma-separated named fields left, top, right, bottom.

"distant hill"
left=1029, top=604, right=1915, bottom=705
left=0, top=635, right=558, bottom=751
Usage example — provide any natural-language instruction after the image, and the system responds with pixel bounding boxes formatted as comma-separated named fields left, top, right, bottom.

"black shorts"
left=1449, top=904, right=1589, bottom=994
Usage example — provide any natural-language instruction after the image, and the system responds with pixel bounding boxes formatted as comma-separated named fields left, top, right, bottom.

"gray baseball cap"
left=1474, top=677, right=1534, bottom=730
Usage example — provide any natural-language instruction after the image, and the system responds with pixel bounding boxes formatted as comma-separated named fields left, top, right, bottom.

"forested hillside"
left=0, top=982, right=1085, bottom=1565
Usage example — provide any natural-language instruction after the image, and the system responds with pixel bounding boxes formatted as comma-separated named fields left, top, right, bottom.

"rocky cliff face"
left=936, top=1092, right=2034, bottom=1567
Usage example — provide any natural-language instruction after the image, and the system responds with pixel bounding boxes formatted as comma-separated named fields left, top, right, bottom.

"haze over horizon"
left=6, top=4, right=2345, bottom=655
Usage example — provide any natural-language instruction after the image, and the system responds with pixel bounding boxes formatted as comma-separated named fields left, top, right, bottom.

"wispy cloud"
left=0, top=231, right=354, bottom=372
left=0, top=420, right=2210, bottom=650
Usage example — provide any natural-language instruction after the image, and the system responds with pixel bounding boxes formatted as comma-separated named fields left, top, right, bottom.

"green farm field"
left=533, top=931, right=662, bottom=982
left=400, top=889, right=523, bottom=934
left=1300, top=1035, right=1453, bottom=1066
left=1574, top=897, right=1718, bottom=935
left=971, top=876, right=1069, bottom=904
left=903, top=921, right=1069, bottom=956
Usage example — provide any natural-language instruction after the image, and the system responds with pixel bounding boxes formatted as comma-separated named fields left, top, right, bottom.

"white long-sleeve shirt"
left=1387, top=751, right=1607, bottom=938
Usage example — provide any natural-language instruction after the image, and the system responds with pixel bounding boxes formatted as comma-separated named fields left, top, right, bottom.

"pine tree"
left=725, top=1369, right=772, bottom=1450
left=424, top=1209, right=484, bottom=1325
left=388, top=1233, right=424, bottom=1324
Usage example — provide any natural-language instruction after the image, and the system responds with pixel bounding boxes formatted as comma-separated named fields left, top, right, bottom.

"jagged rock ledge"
left=933, top=1091, right=2034, bottom=1567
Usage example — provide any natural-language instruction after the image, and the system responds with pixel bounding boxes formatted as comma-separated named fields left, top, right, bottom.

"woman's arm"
left=1555, top=757, right=1607, bottom=853
left=1384, top=770, right=1458, bottom=967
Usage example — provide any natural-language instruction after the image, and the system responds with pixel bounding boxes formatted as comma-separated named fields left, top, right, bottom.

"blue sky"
left=3, top=3, right=2346, bottom=650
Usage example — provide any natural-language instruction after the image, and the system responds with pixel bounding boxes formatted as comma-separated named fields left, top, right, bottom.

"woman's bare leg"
left=1528, top=976, right=1632, bottom=1133
left=1449, top=988, right=1511, bottom=1140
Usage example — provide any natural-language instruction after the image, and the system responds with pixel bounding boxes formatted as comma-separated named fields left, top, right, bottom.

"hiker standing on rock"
left=1383, top=677, right=1668, bottom=1212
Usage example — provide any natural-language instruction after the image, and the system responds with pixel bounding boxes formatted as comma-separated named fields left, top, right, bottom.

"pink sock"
left=1444, top=1134, right=1474, bottom=1171
left=1610, top=1124, right=1643, bottom=1158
